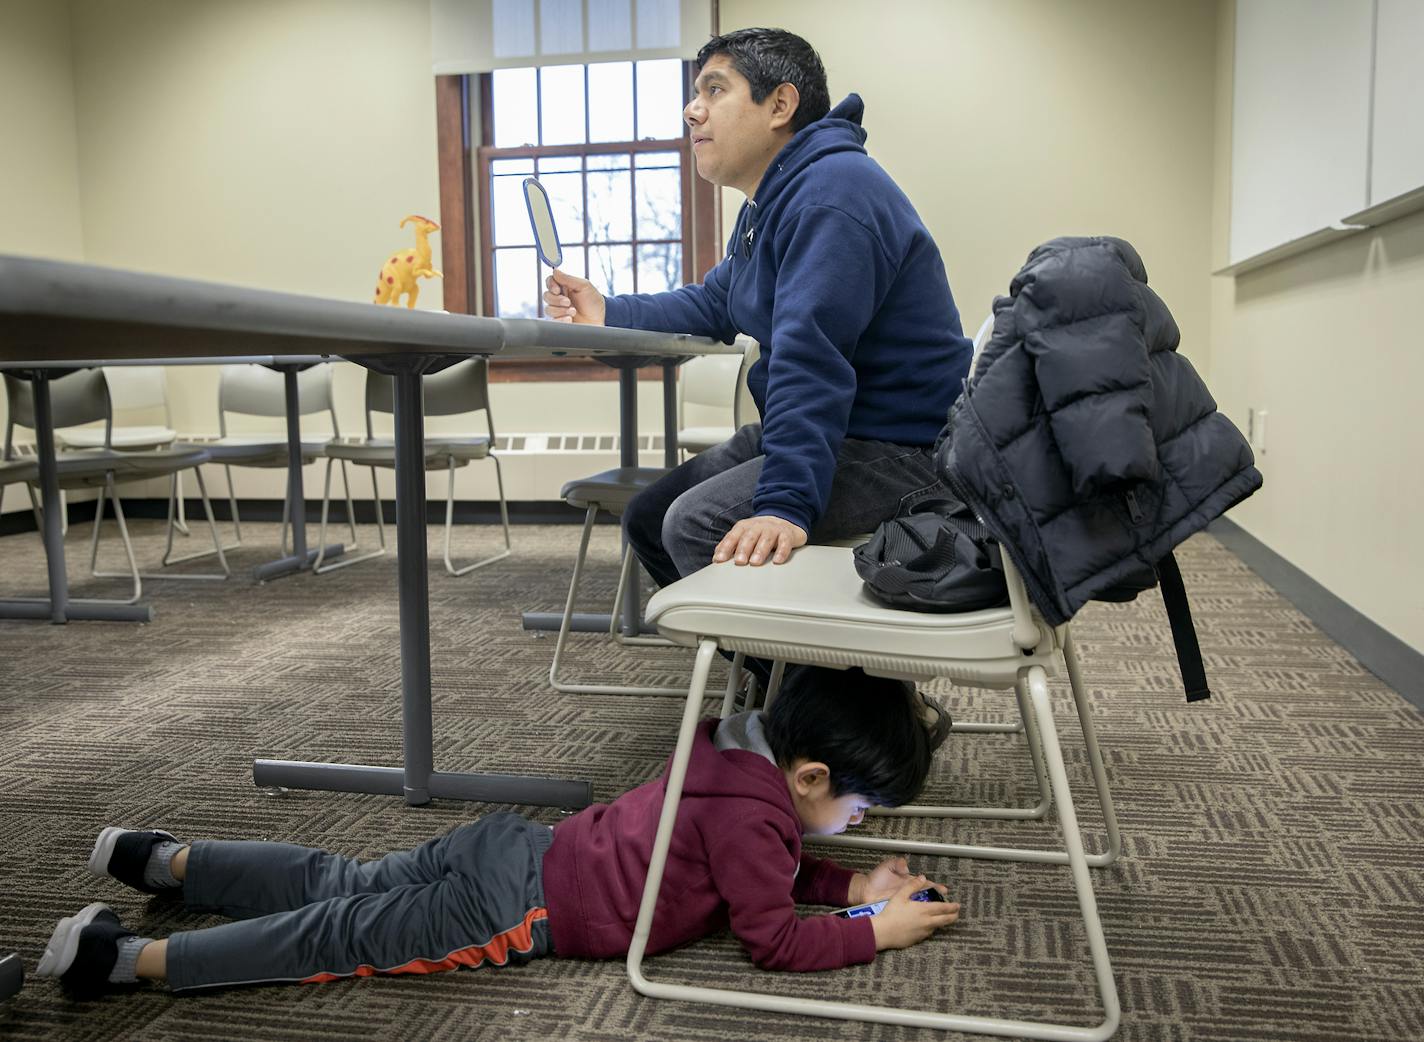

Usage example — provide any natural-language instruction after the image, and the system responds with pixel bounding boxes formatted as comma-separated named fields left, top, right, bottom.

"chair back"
left=968, top=313, right=995, bottom=380
left=3, top=369, right=112, bottom=457
left=733, top=338, right=760, bottom=427
left=679, top=338, right=758, bottom=432
left=363, top=359, right=492, bottom=438
left=218, top=363, right=341, bottom=438
left=100, top=366, right=169, bottom=412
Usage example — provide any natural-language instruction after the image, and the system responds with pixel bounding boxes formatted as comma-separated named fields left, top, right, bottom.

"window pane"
left=537, top=155, right=582, bottom=173
left=540, top=63, right=586, bottom=146
left=540, top=171, right=584, bottom=247
left=493, top=67, right=538, bottom=147
left=636, top=244, right=682, bottom=293
left=636, top=59, right=684, bottom=141
left=635, top=152, right=681, bottom=240
left=586, top=152, right=626, bottom=169
left=587, top=165, right=632, bottom=242
left=539, top=0, right=583, bottom=56
left=495, top=248, right=539, bottom=317
left=587, top=61, right=634, bottom=143
left=492, top=175, right=536, bottom=247
left=492, top=158, right=535, bottom=175
left=590, top=244, right=634, bottom=295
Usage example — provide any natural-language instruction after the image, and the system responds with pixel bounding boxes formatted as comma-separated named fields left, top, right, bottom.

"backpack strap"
left=1155, top=551, right=1211, bottom=702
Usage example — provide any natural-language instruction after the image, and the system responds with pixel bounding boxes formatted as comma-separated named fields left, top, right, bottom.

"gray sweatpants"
left=165, top=813, right=554, bottom=992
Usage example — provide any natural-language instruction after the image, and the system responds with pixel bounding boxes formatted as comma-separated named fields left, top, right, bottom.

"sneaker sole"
left=35, top=902, right=110, bottom=978
left=86, top=826, right=177, bottom=881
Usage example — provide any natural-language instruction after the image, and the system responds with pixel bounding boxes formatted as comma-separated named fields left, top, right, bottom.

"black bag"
left=853, top=493, right=1212, bottom=703
left=852, top=496, right=1009, bottom=613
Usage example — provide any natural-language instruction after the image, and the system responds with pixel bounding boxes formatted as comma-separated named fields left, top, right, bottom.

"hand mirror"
left=522, top=177, right=564, bottom=268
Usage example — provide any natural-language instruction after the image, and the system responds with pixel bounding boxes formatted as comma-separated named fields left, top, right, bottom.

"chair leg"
left=98, top=476, right=142, bottom=604
left=226, top=464, right=243, bottom=548
left=627, top=649, right=1121, bottom=1040
left=170, top=470, right=190, bottom=536
left=162, top=468, right=239, bottom=566
left=444, top=454, right=512, bottom=576
left=313, top=458, right=385, bottom=573
left=93, top=470, right=229, bottom=581
left=608, top=545, right=676, bottom=648
left=338, top=459, right=360, bottom=548
left=549, top=507, right=689, bottom=698
left=719, top=651, right=746, bottom=718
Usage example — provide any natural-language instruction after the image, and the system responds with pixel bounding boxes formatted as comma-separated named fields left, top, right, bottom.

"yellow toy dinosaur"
left=373, top=214, right=443, bottom=308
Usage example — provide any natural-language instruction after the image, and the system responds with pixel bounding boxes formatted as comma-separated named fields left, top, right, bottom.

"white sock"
left=142, top=841, right=183, bottom=890
left=108, top=935, right=153, bottom=984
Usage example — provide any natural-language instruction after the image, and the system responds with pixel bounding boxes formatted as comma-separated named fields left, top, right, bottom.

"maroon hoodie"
left=541, top=719, right=877, bottom=971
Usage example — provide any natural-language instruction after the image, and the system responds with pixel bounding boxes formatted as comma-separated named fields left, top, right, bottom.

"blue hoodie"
left=603, top=95, right=973, bottom=533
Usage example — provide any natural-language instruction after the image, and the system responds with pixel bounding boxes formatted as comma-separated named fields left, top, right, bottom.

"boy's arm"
left=707, top=824, right=876, bottom=972
left=791, top=851, right=858, bottom=907
left=602, top=255, right=739, bottom=344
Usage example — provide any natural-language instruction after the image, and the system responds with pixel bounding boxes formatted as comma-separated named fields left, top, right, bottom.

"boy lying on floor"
left=37, top=666, right=957, bottom=996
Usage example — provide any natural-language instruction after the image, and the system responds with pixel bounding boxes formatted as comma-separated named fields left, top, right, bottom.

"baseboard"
left=0, top=498, right=607, bottom=537
left=1208, top=517, right=1424, bottom=712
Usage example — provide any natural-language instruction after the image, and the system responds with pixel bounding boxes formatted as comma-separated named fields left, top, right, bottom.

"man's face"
left=684, top=55, right=786, bottom=195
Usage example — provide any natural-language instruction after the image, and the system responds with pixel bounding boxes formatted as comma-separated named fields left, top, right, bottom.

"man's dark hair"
left=763, top=665, right=951, bottom=807
left=695, top=28, right=831, bottom=134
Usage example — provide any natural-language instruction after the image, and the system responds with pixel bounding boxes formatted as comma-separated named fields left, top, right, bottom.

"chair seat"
left=0, top=447, right=211, bottom=489
left=58, top=426, right=176, bottom=450
left=645, top=545, right=1058, bottom=687
left=175, top=436, right=329, bottom=465
left=677, top=426, right=735, bottom=453
left=561, top=467, right=669, bottom=511
left=323, top=436, right=488, bottom=467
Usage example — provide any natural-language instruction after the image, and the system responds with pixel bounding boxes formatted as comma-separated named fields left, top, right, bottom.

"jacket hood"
left=681, top=720, right=796, bottom=817
left=753, top=94, right=868, bottom=206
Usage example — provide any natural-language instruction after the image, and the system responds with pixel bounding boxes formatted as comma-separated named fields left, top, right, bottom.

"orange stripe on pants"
left=300, top=907, right=548, bottom=984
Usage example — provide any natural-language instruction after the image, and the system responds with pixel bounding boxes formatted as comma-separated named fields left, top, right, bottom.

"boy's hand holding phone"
left=869, top=875, right=959, bottom=951
left=850, top=855, right=913, bottom=905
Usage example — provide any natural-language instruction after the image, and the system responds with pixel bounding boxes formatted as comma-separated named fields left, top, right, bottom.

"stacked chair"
left=167, top=362, right=357, bottom=566
left=314, top=358, right=510, bottom=576
left=2, top=369, right=229, bottom=603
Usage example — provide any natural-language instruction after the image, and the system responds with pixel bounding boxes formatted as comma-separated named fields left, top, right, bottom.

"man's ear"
left=792, top=760, right=830, bottom=797
left=767, top=82, right=801, bottom=132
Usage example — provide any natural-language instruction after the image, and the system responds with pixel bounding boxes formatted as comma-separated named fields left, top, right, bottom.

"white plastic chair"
left=165, top=363, right=358, bottom=565
left=313, top=359, right=510, bottom=576
left=676, top=337, right=759, bottom=457
left=55, top=366, right=190, bottom=535
left=631, top=547, right=1121, bottom=1039
left=1, top=370, right=229, bottom=602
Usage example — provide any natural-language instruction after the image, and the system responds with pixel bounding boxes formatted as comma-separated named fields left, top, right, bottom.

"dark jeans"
left=623, top=424, right=943, bottom=679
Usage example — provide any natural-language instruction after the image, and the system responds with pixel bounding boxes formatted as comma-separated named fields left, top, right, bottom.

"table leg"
left=616, top=366, right=641, bottom=637
left=0, top=375, right=151, bottom=623
left=255, top=358, right=591, bottom=810
left=251, top=366, right=343, bottom=580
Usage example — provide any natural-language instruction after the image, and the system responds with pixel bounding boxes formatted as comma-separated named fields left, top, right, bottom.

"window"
left=433, top=60, right=718, bottom=379
left=478, top=59, right=696, bottom=323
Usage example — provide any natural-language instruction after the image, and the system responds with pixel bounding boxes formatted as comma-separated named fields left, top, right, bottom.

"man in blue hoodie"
left=544, top=28, right=973, bottom=604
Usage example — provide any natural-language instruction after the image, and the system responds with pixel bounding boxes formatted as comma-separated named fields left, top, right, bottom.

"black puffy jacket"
left=940, top=236, right=1262, bottom=631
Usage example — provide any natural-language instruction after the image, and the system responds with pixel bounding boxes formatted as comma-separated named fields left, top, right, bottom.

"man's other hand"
left=714, top=516, right=807, bottom=566
left=543, top=270, right=606, bottom=325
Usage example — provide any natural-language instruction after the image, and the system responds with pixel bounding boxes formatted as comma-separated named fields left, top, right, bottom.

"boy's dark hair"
left=695, top=28, right=831, bottom=134
left=763, top=665, right=951, bottom=807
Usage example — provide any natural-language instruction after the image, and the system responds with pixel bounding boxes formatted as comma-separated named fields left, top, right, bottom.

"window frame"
left=433, top=62, right=719, bottom=383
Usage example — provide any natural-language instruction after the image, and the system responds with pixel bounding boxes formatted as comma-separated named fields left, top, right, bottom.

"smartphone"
left=833, top=886, right=947, bottom=919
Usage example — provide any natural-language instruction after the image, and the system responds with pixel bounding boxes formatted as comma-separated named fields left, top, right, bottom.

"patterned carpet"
left=0, top=519, right=1421, bottom=1042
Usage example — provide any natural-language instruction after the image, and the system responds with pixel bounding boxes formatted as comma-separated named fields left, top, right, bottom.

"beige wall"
left=0, top=1, right=86, bottom=513
left=1209, top=2, right=1424, bottom=654
left=717, top=0, right=1219, bottom=374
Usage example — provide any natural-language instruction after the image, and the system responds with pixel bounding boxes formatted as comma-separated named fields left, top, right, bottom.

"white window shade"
left=431, top=0, right=712, bottom=73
